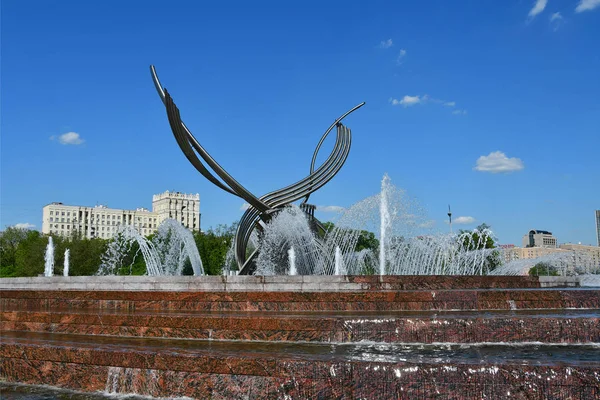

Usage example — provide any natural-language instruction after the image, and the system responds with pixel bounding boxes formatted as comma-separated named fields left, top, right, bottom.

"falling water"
left=288, top=247, right=297, bottom=275
left=154, top=219, right=204, bottom=275
left=44, top=237, right=55, bottom=277
left=98, top=226, right=162, bottom=276
left=379, top=174, right=391, bottom=275
left=98, top=219, right=204, bottom=276
left=63, top=249, right=70, bottom=277
left=334, top=246, right=343, bottom=275
left=255, top=206, right=319, bottom=275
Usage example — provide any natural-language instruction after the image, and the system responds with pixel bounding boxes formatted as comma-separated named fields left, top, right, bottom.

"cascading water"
left=250, top=174, right=598, bottom=277
left=153, top=219, right=204, bottom=275
left=63, top=249, right=70, bottom=277
left=98, top=218, right=203, bottom=276
left=44, top=237, right=55, bottom=277
left=255, top=206, right=320, bottom=275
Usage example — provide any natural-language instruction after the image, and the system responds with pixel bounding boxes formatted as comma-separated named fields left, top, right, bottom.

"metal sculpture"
left=150, top=65, right=364, bottom=274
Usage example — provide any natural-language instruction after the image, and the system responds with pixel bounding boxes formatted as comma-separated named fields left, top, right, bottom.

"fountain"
left=2, top=66, right=598, bottom=400
left=97, top=218, right=204, bottom=276
left=63, top=249, right=70, bottom=277
left=43, top=236, right=54, bottom=277
left=288, top=247, right=297, bottom=275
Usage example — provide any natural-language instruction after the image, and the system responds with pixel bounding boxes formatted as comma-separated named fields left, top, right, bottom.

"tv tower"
left=447, top=205, right=452, bottom=234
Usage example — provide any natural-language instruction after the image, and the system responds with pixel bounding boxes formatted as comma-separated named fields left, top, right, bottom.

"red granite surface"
left=1, top=308, right=598, bottom=344
left=2, top=288, right=598, bottom=312
left=2, top=338, right=599, bottom=399
left=1, top=276, right=599, bottom=399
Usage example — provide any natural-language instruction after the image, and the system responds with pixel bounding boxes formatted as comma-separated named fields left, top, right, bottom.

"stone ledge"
left=0, top=275, right=566, bottom=292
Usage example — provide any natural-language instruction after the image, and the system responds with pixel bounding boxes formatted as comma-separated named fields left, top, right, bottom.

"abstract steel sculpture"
left=150, top=65, right=364, bottom=274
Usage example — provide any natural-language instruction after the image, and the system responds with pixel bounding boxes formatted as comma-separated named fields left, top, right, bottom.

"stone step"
left=2, top=288, right=599, bottom=312
left=0, top=275, right=550, bottom=292
left=1, top=331, right=598, bottom=399
left=2, top=308, right=599, bottom=344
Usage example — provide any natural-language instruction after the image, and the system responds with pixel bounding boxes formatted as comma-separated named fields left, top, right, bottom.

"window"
left=61, top=218, right=65, bottom=222
left=102, top=215, right=105, bottom=219
left=67, top=218, right=70, bottom=223
left=50, top=217, right=53, bottom=222
left=50, top=211, right=54, bottom=216
left=67, top=212, right=70, bottom=216
left=61, top=225, right=64, bottom=229
left=66, top=225, right=70, bottom=229
left=62, top=212, right=65, bottom=216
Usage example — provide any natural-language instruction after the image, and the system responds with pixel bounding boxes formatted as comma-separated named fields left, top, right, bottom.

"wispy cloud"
left=378, top=39, right=393, bottom=49
left=240, top=203, right=251, bottom=211
left=418, top=220, right=436, bottom=229
left=389, top=95, right=423, bottom=107
left=474, top=151, right=524, bottom=173
left=549, top=12, right=564, bottom=30
left=576, top=0, right=600, bottom=12
left=390, top=95, right=464, bottom=114
left=14, top=222, right=35, bottom=229
left=396, top=49, right=407, bottom=65
left=317, top=205, right=345, bottom=213
left=528, top=0, right=548, bottom=18
left=51, top=132, right=84, bottom=145
left=454, top=216, right=476, bottom=225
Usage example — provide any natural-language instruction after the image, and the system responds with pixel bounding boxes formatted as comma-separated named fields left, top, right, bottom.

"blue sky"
left=1, top=0, right=599, bottom=245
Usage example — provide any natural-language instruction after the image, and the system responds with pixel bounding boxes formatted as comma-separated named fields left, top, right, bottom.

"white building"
left=522, top=229, right=557, bottom=248
left=41, top=191, right=200, bottom=239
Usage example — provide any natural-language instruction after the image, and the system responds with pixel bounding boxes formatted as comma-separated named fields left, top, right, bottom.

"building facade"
left=41, top=191, right=200, bottom=239
left=522, top=229, right=557, bottom=248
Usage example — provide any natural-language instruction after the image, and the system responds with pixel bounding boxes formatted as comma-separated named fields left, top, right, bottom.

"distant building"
left=41, top=191, right=200, bottom=239
left=596, top=210, right=600, bottom=247
left=559, top=243, right=600, bottom=270
left=522, top=229, right=557, bottom=248
left=504, top=246, right=568, bottom=264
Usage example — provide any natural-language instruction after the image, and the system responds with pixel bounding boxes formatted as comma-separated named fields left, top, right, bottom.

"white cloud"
left=378, top=39, right=393, bottom=49
left=454, top=216, right=476, bottom=225
left=452, top=109, right=468, bottom=115
left=444, top=101, right=456, bottom=107
left=474, top=151, right=524, bottom=173
left=390, top=95, right=422, bottom=107
left=317, top=205, right=345, bottom=213
left=528, top=0, right=548, bottom=18
left=14, top=223, right=35, bottom=229
left=576, top=0, right=600, bottom=12
left=550, top=12, right=563, bottom=21
left=240, top=203, right=251, bottom=211
left=53, top=132, right=84, bottom=145
left=396, top=49, right=407, bottom=65
left=418, top=220, right=436, bottom=229
left=549, top=12, right=565, bottom=30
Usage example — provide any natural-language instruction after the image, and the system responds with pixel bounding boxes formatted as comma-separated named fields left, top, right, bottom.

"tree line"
left=0, top=224, right=239, bottom=277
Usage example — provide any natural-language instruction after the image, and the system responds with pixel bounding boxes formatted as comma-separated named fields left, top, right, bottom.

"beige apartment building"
left=42, top=191, right=200, bottom=239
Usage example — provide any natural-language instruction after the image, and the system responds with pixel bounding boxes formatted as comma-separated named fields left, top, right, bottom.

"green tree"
left=68, top=237, right=108, bottom=276
left=13, top=230, right=48, bottom=277
left=193, top=223, right=238, bottom=275
left=0, top=226, right=30, bottom=276
left=457, top=223, right=501, bottom=274
left=529, top=262, right=559, bottom=276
